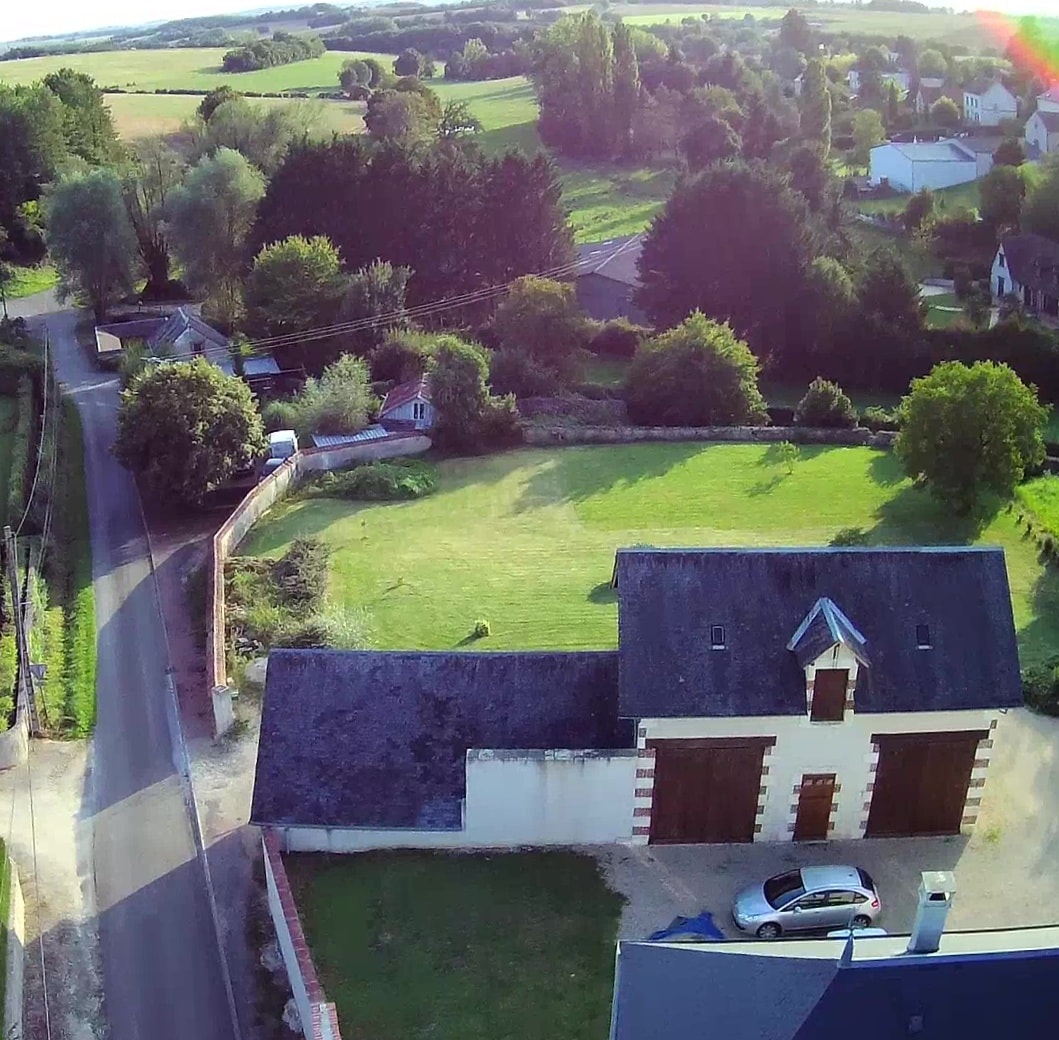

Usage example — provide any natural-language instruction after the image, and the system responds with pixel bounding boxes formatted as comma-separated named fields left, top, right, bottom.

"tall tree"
left=165, top=148, right=266, bottom=327
left=43, top=68, right=119, bottom=164
left=636, top=161, right=817, bottom=359
left=917, top=48, right=948, bottom=79
left=575, top=11, right=615, bottom=157
left=340, top=259, right=412, bottom=357
left=45, top=167, right=138, bottom=321
left=393, top=48, right=424, bottom=77
left=779, top=8, right=815, bottom=55
left=244, top=234, right=347, bottom=340
left=193, top=96, right=318, bottom=174
left=896, top=361, right=1046, bottom=516
left=979, top=165, right=1026, bottom=232
left=198, top=85, right=241, bottom=123
left=364, top=89, right=441, bottom=143
left=1022, top=153, right=1059, bottom=243
left=611, top=21, right=640, bottom=156
left=122, top=137, right=186, bottom=298
left=0, top=83, right=68, bottom=262
left=852, top=109, right=886, bottom=167
left=930, top=96, right=962, bottom=129
left=800, top=58, right=831, bottom=156
left=114, top=359, right=267, bottom=506
left=680, top=115, right=741, bottom=171
left=493, top=275, right=589, bottom=381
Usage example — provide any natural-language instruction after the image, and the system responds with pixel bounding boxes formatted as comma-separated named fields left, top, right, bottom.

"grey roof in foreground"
left=612, top=938, right=1059, bottom=1040
left=616, top=548, right=1022, bottom=718
left=251, top=650, right=632, bottom=830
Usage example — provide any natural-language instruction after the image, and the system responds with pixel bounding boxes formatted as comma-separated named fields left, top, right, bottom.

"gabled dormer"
left=787, top=597, right=869, bottom=722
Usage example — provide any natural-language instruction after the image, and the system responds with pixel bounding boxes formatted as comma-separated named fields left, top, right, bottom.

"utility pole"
left=4, top=525, right=41, bottom=735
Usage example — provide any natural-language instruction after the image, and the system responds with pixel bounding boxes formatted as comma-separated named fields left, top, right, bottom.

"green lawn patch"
left=2, top=264, right=57, bottom=300
left=924, top=291, right=967, bottom=330
left=37, top=400, right=96, bottom=736
left=857, top=180, right=981, bottom=218
left=583, top=357, right=631, bottom=388
left=240, top=443, right=1059, bottom=666
left=285, top=850, right=624, bottom=1040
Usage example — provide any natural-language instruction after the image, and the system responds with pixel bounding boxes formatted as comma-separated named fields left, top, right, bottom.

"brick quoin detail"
left=632, top=825, right=651, bottom=836
left=634, top=787, right=652, bottom=798
left=635, top=768, right=655, bottom=779
left=633, top=806, right=652, bottom=818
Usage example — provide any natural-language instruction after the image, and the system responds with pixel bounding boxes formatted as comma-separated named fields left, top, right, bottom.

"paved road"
left=30, top=303, right=236, bottom=1040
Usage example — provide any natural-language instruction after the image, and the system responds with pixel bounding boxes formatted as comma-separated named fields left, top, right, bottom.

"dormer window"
left=997, top=251, right=1006, bottom=269
left=710, top=625, right=726, bottom=649
left=916, top=624, right=932, bottom=649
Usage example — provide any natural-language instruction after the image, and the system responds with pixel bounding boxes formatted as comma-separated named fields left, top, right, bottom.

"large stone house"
left=252, top=548, right=1020, bottom=852
left=991, top=233, right=1059, bottom=318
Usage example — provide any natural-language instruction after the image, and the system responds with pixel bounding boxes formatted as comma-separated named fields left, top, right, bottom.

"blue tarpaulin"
left=646, top=911, right=724, bottom=943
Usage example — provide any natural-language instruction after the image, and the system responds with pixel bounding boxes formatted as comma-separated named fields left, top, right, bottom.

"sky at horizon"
left=1, top=1, right=1056, bottom=46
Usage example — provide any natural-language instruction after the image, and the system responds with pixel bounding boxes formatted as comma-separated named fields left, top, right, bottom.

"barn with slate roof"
left=251, top=548, right=1020, bottom=852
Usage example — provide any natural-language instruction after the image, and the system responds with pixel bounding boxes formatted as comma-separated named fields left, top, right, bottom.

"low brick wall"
left=523, top=425, right=897, bottom=449
left=206, top=433, right=431, bottom=735
left=262, top=831, right=342, bottom=1040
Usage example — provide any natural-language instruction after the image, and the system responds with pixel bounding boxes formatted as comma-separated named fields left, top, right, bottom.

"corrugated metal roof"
left=310, top=425, right=391, bottom=449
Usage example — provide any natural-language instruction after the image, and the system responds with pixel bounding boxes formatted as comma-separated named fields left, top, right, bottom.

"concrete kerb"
left=3, top=858, right=24, bottom=1040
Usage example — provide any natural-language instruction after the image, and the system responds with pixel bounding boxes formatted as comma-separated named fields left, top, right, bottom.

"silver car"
left=732, top=865, right=881, bottom=939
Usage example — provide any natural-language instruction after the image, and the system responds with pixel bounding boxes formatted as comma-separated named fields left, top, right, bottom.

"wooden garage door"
left=866, top=731, right=986, bottom=838
left=648, top=738, right=773, bottom=844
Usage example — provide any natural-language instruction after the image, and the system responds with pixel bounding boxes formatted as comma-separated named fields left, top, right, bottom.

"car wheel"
left=756, top=923, right=781, bottom=939
left=851, top=915, right=872, bottom=929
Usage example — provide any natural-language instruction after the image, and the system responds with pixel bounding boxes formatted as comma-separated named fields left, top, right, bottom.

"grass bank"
left=2, top=264, right=57, bottom=301
left=286, top=850, right=623, bottom=1040
left=36, top=400, right=95, bottom=736
left=240, top=443, right=1059, bottom=666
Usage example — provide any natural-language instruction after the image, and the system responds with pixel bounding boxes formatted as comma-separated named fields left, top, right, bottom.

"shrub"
left=473, top=618, right=490, bottom=638
left=274, top=615, right=332, bottom=649
left=294, top=354, right=376, bottom=437
left=489, top=348, right=561, bottom=398
left=260, top=399, right=299, bottom=432
left=794, top=377, right=858, bottom=428
left=371, top=329, right=434, bottom=383
left=6, top=376, right=35, bottom=529
left=861, top=405, right=899, bottom=432
left=830, top=526, right=870, bottom=546
left=1023, top=660, right=1059, bottom=716
left=304, top=459, right=438, bottom=501
left=272, top=537, right=331, bottom=609
left=589, top=318, right=648, bottom=359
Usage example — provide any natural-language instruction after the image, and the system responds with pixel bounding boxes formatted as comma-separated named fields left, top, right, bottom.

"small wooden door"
left=793, top=773, right=835, bottom=842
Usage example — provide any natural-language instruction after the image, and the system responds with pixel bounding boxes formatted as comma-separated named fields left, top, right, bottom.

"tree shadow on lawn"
left=510, top=441, right=707, bottom=513
left=866, top=483, right=988, bottom=546
left=1020, top=561, right=1059, bottom=666
left=587, top=580, right=617, bottom=604
left=868, top=451, right=907, bottom=487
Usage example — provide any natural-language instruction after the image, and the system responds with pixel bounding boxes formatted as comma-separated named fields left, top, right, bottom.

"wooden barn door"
left=867, top=732, right=985, bottom=837
left=648, top=738, right=772, bottom=844
left=793, top=774, right=835, bottom=842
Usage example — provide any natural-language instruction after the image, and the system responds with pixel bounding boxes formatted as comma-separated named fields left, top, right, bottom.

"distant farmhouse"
left=252, top=548, right=1020, bottom=853
left=1025, top=84, right=1059, bottom=158
left=869, top=135, right=1001, bottom=192
left=575, top=234, right=646, bottom=325
left=962, top=77, right=1018, bottom=126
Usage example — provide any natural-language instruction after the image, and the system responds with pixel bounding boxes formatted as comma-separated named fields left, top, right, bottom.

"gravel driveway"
left=596, top=708, right=1059, bottom=940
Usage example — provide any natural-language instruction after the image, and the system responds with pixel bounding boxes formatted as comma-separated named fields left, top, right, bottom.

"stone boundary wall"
left=523, top=425, right=898, bottom=449
left=2, top=857, right=23, bottom=1040
left=206, top=433, right=431, bottom=735
left=262, top=831, right=342, bottom=1040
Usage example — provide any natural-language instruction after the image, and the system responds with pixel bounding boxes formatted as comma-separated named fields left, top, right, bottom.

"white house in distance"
left=847, top=68, right=910, bottom=95
left=251, top=548, right=1020, bottom=852
left=962, top=77, right=1018, bottom=126
left=991, top=233, right=1059, bottom=318
left=378, top=374, right=435, bottom=432
left=1025, top=84, right=1059, bottom=157
left=869, top=137, right=993, bottom=192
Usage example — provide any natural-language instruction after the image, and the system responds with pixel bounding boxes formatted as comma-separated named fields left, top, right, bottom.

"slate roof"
left=615, top=548, right=1022, bottom=718
left=611, top=937, right=1059, bottom=1040
left=250, top=650, right=632, bottom=829
left=149, top=306, right=229, bottom=352
left=788, top=597, right=869, bottom=668
left=999, top=233, right=1059, bottom=296
left=1031, top=109, right=1059, bottom=133
left=1038, top=85, right=1059, bottom=105
left=380, top=375, right=431, bottom=416
left=964, top=76, right=1009, bottom=98
left=576, top=234, right=643, bottom=287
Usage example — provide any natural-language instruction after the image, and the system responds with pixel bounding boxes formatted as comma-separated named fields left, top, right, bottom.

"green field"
left=240, top=443, right=1059, bottom=666
left=0, top=47, right=395, bottom=93
left=104, top=92, right=365, bottom=139
left=287, top=850, right=623, bottom=1040
left=858, top=180, right=982, bottom=218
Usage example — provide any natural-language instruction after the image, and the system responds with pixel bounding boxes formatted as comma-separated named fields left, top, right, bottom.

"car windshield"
left=763, top=870, right=805, bottom=909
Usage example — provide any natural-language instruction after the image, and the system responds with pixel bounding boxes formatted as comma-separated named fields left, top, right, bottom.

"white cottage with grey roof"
left=251, top=548, right=1020, bottom=851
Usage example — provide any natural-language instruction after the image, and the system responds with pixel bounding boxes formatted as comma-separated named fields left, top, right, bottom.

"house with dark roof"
left=378, top=375, right=435, bottom=432
left=575, top=234, right=647, bottom=325
left=991, top=233, right=1059, bottom=318
left=1026, top=108, right=1059, bottom=158
left=251, top=548, right=1020, bottom=852
left=962, top=77, right=1018, bottom=126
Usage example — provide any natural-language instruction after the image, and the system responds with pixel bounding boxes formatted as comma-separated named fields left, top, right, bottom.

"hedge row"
left=6, top=376, right=36, bottom=530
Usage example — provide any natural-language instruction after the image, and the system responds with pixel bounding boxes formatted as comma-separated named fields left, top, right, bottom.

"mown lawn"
left=2, top=264, right=57, bottom=300
left=286, top=850, right=623, bottom=1040
left=105, top=92, right=365, bottom=140
left=857, top=180, right=981, bottom=218
left=240, top=443, right=1059, bottom=666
